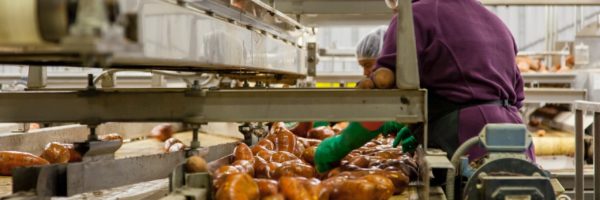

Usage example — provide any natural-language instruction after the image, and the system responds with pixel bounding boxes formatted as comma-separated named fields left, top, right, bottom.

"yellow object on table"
left=532, top=130, right=575, bottom=156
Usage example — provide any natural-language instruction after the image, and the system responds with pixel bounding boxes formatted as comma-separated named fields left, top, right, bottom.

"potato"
left=186, top=156, right=207, bottom=173
left=271, top=129, right=298, bottom=154
left=254, top=178, right=279, bottom=198
left=0, top=151, right=49, bottom=176
left=253, top=156, right=271, bottom=179
left=99, top=133, right=123, bottom=142
left=215, top=173, right=259, bottom=200
left=269, top=151, right=299, bottom=163
left=151, top=124, right=174, bottom=142
left=272, top=161, right=316, bottom=179
left=371, top=68, right=395, bottom=89
left=290, top=122, right=313, bottom=138
left=40, top=142, right=70, bottom=164
left=307, top=126, right=335, bottom=140
left=233, top=143, right=254, bottom=163
left=302, top=146, right=317, bottom=165
left=356, top=78, right=375, bottom=89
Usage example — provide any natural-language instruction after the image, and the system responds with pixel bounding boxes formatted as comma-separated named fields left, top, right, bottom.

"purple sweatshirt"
left=376, top=0, right=533, bottom=160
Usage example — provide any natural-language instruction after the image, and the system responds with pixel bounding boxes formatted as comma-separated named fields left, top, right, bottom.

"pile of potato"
left=211, top=122, right=417, bottom=200
left=517, top=55, right=574, bottom=73
left=0, top=133, right=123, bottom=176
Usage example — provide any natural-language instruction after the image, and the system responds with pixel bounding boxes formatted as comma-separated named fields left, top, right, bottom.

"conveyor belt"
left=0, top=131, right=240, bottom=198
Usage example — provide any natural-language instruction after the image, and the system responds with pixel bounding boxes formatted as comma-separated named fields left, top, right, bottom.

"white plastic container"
left=574, top=42, right=590, bottom=66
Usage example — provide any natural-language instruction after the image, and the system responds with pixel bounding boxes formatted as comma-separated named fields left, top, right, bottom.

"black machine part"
left=464, top=158, right=555, bottom=200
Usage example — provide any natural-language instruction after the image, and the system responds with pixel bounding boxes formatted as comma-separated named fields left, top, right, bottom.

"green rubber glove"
left=313, top=121, right=330, bottom=128
left=315, top=122, right=380, bottom=172
left=392, top=127, right=418, bottom=153
left=378, top=121, right=405, bottom=136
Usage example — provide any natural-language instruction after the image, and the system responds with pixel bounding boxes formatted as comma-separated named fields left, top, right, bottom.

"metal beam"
left=0, top=0, right=308, bottom=79
left=11, top=141, right=237, bottom=197
left=523, top=88, right=586, bottom=104
left=575, top=100, right=600, bottom=113
left=0, top=88, right=425, bottom=124
left=273, top=0, right=391, bottom=15
left=481, top=0, right=600, bottom=5
left=522, top=73, right=577, bottom=85
left=314, top=73, right=362, bottom=83
left=0, top=123, right=184, bottom=154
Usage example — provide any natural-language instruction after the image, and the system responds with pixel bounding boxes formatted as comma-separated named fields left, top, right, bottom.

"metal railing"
left=574, top=100, right=600, bottom=200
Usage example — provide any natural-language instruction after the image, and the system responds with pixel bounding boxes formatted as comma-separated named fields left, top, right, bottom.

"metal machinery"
left=0, top=0, right=593, bottom=200
left=0, top=0, right=429, bottom=199
left=451, top=124, right=557, bottom=200
left=277, top=0, right=600, bottom=200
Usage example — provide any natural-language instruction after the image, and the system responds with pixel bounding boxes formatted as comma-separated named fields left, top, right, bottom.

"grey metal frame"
left=573, top=100, right=600, bottom=200
left=0, top=88, right=425, bottom=124
left=0, top=0, right=431, bottom=198
left=523, top=88, right=587, bottom=104
left=0, top=0, right=308, bottom=81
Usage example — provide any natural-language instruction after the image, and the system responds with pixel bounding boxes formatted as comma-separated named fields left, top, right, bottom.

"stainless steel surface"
left=552, top=169, right=594, bottom=190
left=27, top=66, right=47, bottom=89
left=11, top=151, right=186, bottom=196
left=395, top=0, right=420, bottom=89
left=313, top=73, right=362, bottom=83
left=576, top=109, right=584, bottom=200
left=481, top=0, right=600, bottom=5
left=521, top=73, right=577, bottom=85
left=273, top=0, right=391, bottom=15
left=307, top=42, right=317, bottom=77
left=595, top=112, right=600, bottom=200
left=575, top=100, right=600, bottom=112
left=11, top=139, right=237, bottom=197
left=523, top=88, right=586, bottom=104
left=0, top=0, right=308, bottom=79
left=0, top=88, right=425, bottom=123
left=185, top=0, right=304, bottom=37
left=0, top=123, right=184, bottom=154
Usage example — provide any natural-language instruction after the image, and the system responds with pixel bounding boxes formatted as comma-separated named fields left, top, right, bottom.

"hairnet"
left=356, top=26, right=388, bottom=60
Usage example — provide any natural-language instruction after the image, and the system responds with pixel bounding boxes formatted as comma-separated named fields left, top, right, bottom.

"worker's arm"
left=374, top=13, right=429, bottom=72
left=314, top=121, right=404, bottom=172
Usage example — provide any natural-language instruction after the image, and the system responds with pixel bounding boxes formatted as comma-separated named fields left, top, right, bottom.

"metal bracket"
left=27, top=66, right=47, bottom=89
left=99, top=70, right=116, bottom=88
left=307, top=42, right=317, bottom=77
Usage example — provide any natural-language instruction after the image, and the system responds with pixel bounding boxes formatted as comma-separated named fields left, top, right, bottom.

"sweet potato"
left=40, top=142, right=70, bottom=164
left=216, top=173, right=260, bottom=200
left=233, top=143, right=254, bottom=163
left=0, top=151, right=49, bottom=176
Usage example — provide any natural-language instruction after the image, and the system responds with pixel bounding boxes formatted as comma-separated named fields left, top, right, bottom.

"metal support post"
left=595, top=112, right=600, bottom=200
left=576, top=109, right=584, bottom=200
left=239, top=122, right=253, bottom=146
left=307, top=42, right=317, bottom=77
left=190, top=124, right=200, bottom=150
left=87, top=74, right=96, bottom=90
left=100, top=70, right=116, bottom=88
left=395, top=0, right=420, bottom=89
left=88, top=124, right=98, bottom=141
left=27, top=66, right=47, bottom=89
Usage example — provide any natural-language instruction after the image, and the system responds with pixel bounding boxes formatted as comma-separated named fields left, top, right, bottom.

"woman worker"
left=356, top=26, right=387, bottom=77
left=288, top=26, right=405, bottom=136
left=315, top=0, right=534, bottom=173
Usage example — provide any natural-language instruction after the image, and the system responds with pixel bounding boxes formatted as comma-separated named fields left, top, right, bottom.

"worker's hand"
left=314, top=122, right=380, bottom=173
left=313, top=121, right=330, bottom=128
left=314, top=136, right=341, bottom=173
left=392, top=127, right=418, bottom=154
left=378, top=121, right=405, bottom=136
